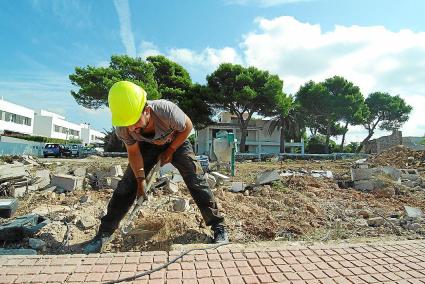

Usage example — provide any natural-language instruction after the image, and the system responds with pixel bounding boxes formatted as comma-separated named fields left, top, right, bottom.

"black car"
left=43, top=143, right=72, bottom=158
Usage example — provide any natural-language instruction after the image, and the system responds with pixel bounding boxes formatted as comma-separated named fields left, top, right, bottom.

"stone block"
left=110, top=177, right=121, bottom=190
left=230, top=182, right=246, bottom=193
left=172, top=198, right=190, bottom=212
left=404, top=206, right=424, bottom=220
left=109, top=165, right=123, bottom=177
left=51, top=174, right=83, bottom=192
left=400, top=169, right=420, bottom=181
left=73, top=167, right=87, bottom=177
left=35, top=170, right=51, bottom=189
left=255, top=169, right=281, bottom=185
left=11, top=186, right=27, bottom=198
left=353, top=180, right=375, bottom=191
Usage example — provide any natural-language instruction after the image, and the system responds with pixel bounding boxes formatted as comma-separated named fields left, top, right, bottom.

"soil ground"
left=1, top=146, right=424, bottom=254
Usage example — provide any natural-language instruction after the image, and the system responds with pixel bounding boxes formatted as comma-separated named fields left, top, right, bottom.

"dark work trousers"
left=99, top=140, right=224, bottom=234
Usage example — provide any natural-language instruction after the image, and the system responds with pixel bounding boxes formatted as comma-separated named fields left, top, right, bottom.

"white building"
left=0, top=98, right=34, bottom=135
left=33, top=110, right=82, bottom=141
left=195, top=112, right=304, bottom=157
left=80, top=123, right=105, bottom=146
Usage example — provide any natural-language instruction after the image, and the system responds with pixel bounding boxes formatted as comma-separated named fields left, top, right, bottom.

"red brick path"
left=1, top=240, right=425, bottom=283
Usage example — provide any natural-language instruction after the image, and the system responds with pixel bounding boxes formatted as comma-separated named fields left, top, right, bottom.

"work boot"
left=82, top=232, right=112, bottom=254
left=212, top=224, right=229, bottom=244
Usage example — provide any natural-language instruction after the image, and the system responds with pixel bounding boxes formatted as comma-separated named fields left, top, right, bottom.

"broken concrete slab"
left=109, top=165, right=123, bottom=177
left=210, top=172, right=230, bottom=184
left=172, top=198, right=190, bottom=212
left=160, top=164, right=179, bottom=176
left=204, top=173, right=217, bottom=189
left=11, top=185, right=33, bottom=198
left=255, top=169, right=281, bottom=185
left=167, top=180, right=179, bottom=193
left=51, top=174, right=83, bottom=192
left=404, top=206, right=424, bottom=220
left=110, top=177, right=121, bottom=190
left=0, top=164, right=27, bottom=183
left=351, top=167, right=400, bottom=182
left=35, top=170, right=51, bottom=189
left=0, top=199, right=18, bottom=218
left=0, top=248, right=37, bottom=255
left=0, top=214, right=50, bottom=241
left=311, top=170, right=333, bottom=179
left=31, top=205, right=72, bottom=216
left=73, top=167, right=87, bottom=177
left=28, top=238, right=46, bottom=250
left=230, top=182, right=246, bottom=193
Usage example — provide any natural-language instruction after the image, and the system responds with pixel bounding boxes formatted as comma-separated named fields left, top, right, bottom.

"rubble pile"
left=370, top=145, right=425, bottom=169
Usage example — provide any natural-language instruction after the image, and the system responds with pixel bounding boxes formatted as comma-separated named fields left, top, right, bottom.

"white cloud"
left=168, top=47, right=243, bottom=81
left=237, top=16, right=425, bottom=140
left=224, top=0, right=314, bottom=7
left=138, top=41, right=161, bottom=59
left=113, top=0, right=136, bottom=57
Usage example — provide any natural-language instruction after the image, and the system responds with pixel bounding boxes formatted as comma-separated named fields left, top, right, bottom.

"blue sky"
left=0, top=0, right=424, bottom=142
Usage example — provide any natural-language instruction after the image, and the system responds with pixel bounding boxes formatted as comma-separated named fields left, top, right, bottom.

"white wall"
left=0, top=99, right=34, bottom=135
left=80, top=123, right=105, bottom=145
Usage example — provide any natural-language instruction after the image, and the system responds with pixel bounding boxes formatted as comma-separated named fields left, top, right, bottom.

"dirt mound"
left=369, top=145, right=425, bottom=169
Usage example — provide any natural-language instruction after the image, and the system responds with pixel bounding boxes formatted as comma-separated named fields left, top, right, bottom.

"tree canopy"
left=207, top=63, right=285, bottom=152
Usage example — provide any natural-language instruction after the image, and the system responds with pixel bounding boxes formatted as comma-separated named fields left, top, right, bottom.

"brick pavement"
left=0, top=240, right=425, bottom=283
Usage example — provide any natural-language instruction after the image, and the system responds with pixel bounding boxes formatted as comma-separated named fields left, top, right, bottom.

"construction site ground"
left=1, top=145, right=424, bottom=256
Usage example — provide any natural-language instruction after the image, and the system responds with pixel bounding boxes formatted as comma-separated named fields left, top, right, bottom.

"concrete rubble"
left=172, top=198, right=190, bottom=212
left=51, top=174, right=84, bottom=193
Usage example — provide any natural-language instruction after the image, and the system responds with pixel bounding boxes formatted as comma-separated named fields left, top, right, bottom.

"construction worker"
left=83, top=81, right=228, bottom=253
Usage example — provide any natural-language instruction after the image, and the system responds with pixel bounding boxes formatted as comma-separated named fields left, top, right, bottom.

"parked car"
left=68, top=144, right=83, bottom=157
left=43, top=143, right=72, bottom=158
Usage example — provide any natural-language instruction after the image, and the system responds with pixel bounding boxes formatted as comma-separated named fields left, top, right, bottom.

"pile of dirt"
left=369, top=145, right=425, bottom=169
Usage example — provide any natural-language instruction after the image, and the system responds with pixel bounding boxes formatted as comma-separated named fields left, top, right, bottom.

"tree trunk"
left=239, top=126, right=247, bottom=153
left=357, top=120, right=380, bottom=152
left=340, top=121, right=349, bottom=151
left=280, top=127, right=286, bottom=153
left=324, top=122, right=331, bottom=154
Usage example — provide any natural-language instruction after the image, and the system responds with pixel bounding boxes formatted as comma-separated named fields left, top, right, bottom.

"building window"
left=54, top=125, right=60, bottom=132
left=0, top=111, right=31, bottom=126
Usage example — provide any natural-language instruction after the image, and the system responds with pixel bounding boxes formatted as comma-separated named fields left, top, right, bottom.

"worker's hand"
left=136, top=180, right=145, bottom=199
left=159, top=146, right=176, bottom=166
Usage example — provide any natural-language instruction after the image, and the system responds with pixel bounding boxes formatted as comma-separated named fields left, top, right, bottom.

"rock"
left=110, top=177, right=121, bottom=190
left=58, top=193, right=65, bottom=202
left=79, top=196, right=91, bottom=203
left=73, top=167, right=87, bottom=177
left=367, top=217, right=385, bottom=227
left=404, top=206, right=424, bottom=220
left=172, top=198, right=190, bottom=212
left=400, top=169, right=420, bottom=181
left=243, top=190, right=249, bottom=196
left=10, top=186, right=27, bottom=198
left=407, top=156, right=415, bottom=163
left=407, top=223, right=422, bottom=232
left=166, top=180, right=179, bottom=193
left=357, top=210, right=370, bottom=219
left=230, top=182, right=246, bottom=193
left=28, top=238, right=46, bottom=250
left=255, top=170, right=281, bottom=185
left=311, top=170, right=333, bottom=179
left=355, top=219, right=369, bottom=227
left=22, top=155, right=40, bottom=166
left=51, top=174, right=84, bottom=192
left=77, top=215, right=97, bottom=230
left=31, top=205, right=71, bottom=216
left=210, top=172, right=230, bottom=184
left=0, top=214, right=50, bottom=241
left=204, top=173, right=217, bottom=189
left=109, top=165, right=124, bottom=177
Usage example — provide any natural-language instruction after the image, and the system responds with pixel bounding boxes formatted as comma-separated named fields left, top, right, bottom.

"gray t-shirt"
left=116, top=100, right=186, bottom=146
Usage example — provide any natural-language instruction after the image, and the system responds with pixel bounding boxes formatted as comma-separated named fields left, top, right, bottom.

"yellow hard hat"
left=108, top=81, right=147, bottom=126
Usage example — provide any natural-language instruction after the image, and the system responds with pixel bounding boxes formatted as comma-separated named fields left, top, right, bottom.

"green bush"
left=6, top=134, right=67, bottom=144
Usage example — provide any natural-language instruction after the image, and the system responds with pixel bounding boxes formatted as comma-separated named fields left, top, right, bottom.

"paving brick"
left=182, top=270, right=196, bottom=279
left=227, top=276, right=244, bottom=284
left=211, top=269, right=226, bottom=277
left=213, top=277, right=230, bottom=284
left=167, top=270, right=182, bottom=279
left=196, top=269, right=211, bottom=278
left=46, top=273, right=69, bottom=283
left=66, top=273, right=87, bottom=282
left=257, top=274, right=273, bottom=283
left=224, top=267, right=240, bottom=276
left=243, top=275, right=260, bottom=284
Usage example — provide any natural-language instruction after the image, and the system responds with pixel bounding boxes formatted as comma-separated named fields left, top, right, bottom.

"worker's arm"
left=160, top=115, right=193, bottom=165
left=125, top=142, right=146, bottom=198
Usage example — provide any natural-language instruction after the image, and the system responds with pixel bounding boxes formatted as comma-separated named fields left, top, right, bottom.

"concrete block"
left=311, top=170, right=333, bottom=179
left=51, top=174, right=83, bottom=192
left=35, top=170, right=51, bottom=189
left=172, top=198, right=190, bottom=212
left=351, top=167, right=400, bottom=182
left=0, top=164, right=27, bottom=183
left=110, top=177, right=121, bottom=190
left=255, top=169, right=281, bottom=185
left=0, top=199, right=18, bottom=218
left=11, top=186, right=27, bottom=198
left=109, top=165, right=123, bottom=177
left=230, top=182, right=246, bottom=193
left=404, top=206, right=424, bottom=220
